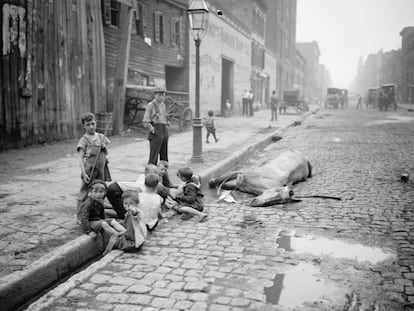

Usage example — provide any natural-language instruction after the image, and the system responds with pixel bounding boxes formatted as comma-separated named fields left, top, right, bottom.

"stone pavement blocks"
left=150, top=288, right=172, bottom=297
left=110, top=276, right=137, bottom=286
left=151, top=297, right=176, bottom=308
left=96, top=293, right=129, bottom=303
left=183, top=281, right=209, bottom=292
left=127, top=293, right=152, bottom=305
left=126, top=284, right=152, bottom=294
left=167, top=281, right=185, bottom=290
left=174, top=300, right=193, bottom=310
left=89, top=273, right=112, bottom=284
left=188, top=292, right=209, bottom=301
left=95, top=285, right=127, bottom=293
left=209, top=304, right=231, bottom=311
left=165, top=274, right=183, bottom=282
left=113, top=304, right=143, bottom=311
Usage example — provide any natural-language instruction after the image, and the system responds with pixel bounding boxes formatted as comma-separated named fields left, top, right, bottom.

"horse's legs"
left=208, top=172, right=241, bottom=188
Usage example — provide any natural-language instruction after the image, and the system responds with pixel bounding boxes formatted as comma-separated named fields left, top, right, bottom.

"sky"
left=296, top=0, right=414, bottom=89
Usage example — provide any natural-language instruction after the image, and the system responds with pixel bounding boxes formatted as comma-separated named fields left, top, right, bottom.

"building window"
left=171, top=17, right=180, bottom=47
left=102, top=0, right=120, bottom=27
left=154, top=11, right=164, bottom=43
left=252, top=5, right=265, bottom=38
left=251, top=41, right=265, bottom=69
left=134, top=2, right=145, bottom=36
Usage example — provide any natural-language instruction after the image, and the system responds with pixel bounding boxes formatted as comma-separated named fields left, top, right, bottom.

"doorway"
left=221, top=57, right=234, bottom=115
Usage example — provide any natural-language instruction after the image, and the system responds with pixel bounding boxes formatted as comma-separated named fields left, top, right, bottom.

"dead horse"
left=208, top=150, right=312, bottom=207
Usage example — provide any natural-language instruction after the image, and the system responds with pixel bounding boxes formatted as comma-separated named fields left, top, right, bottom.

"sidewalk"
left=0, top=106, right=318, bottom=310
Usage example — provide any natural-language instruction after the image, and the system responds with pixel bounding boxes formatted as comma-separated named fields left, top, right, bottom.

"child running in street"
left=172, top=167, right=208, bottom=222
left=204, top=110, right=219, bottom=143
left=76, top=112, right=111, bottom=221
left=78, top=180, right=126, bottom=255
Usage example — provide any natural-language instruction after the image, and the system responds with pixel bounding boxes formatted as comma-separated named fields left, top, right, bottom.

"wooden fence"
left=0, top=0, right=106, bottom=149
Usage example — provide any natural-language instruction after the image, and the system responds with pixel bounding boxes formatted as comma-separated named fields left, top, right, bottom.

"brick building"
left=400, top=27, right=414, bottom=104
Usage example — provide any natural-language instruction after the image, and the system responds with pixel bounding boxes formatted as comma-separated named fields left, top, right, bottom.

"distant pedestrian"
left=242, top=90, right=249, bottom=116
left=169, top=167, right=208, bottom=222
left=270, top=90, right=279, bottom=121
left=204, top=110, right=219, bottom=143
left=356, top=94, right=362, bottom=109
left=143, top=87, right=169, bottom=165
left=76, top=112, right=111, bottom=221
left=248, top=89, right=254, bottom=116
left=225, top=99, right=232, bottom=117
left=78, top=180, right=126, bottom=256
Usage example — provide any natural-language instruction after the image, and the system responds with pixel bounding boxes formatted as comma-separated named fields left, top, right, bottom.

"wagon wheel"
left=166, top=102, right=180, bottom=125
left=125, top=98, right=139, bottom=124
left=179, top=107, right=193, bottom=132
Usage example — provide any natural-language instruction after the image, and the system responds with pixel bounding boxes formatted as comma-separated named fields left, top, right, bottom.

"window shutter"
left=153, top=13, right=160, bottom=42
left=179, top=16, right=185, bottom=51
left=142, top=3, right=146, bottom=28
left=160, top=14, right=164, bottom=44
left=171, top=18, right=176, bottom=46
left=102, top=0, right=111, bottom=25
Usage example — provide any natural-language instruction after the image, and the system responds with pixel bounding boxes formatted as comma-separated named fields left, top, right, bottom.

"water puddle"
left=265, top=262, right=340, bottom=307
left=276, top=234, right=393, bottom=264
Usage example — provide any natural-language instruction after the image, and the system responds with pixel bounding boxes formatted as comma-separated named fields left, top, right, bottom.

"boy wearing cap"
left=143, top=87, right=169, bottom=165
left=78, top=179, right=126, bottom=255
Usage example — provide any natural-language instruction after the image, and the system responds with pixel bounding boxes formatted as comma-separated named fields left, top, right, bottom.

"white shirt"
left=139, top=192, right=163, bottom=229
left=117, top=174, right=145, bottom=192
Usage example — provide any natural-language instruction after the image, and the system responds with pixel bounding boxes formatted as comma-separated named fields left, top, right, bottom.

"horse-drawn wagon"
left=280, top=89, right=308, bottom=114
left=124, top=86, right=193, bottom=131
left=378, top=84, right=398, bottom=111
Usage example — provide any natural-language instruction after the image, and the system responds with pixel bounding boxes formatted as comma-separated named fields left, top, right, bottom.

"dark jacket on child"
left=79, top=197, right=106, bottom=233
left=176, top=182, right=204, bottom=211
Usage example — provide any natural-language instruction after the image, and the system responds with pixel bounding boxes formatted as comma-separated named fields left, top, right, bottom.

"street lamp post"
left=187, top=0, right=209, bottom=163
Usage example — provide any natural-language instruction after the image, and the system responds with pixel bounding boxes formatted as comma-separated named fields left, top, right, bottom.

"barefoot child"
left=117, top=191, right=147, bottom=251
left=172, top=167, right=208, bottom=222
left=204, top=110, right=219, bottom=143
left=76, top=112, right=111, bottom=220
left=78, top=180, right=126, bottom=255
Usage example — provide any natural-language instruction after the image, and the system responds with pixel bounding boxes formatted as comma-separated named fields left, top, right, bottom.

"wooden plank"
left=25, top=0, right=34, bottom=140
left=112, top=4, right=133, bottom=134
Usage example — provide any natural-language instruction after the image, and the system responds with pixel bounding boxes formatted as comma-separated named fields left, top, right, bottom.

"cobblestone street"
left=27, top=107, right=414, bottom=311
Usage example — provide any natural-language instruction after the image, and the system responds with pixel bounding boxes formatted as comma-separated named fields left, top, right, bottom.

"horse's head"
left=249, top=185, right=300, bottom=207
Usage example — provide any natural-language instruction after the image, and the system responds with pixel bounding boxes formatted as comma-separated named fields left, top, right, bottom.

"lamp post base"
left=191, top=117, right=203, bottom=163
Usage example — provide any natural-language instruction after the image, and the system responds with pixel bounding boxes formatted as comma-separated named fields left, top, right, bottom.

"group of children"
left=76, top=112, right=208, bottom=255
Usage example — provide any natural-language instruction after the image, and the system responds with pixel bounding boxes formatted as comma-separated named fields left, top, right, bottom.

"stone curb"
left=0, top=235, right=104, bottom=311
left=1, top=108, right=318, bottom=311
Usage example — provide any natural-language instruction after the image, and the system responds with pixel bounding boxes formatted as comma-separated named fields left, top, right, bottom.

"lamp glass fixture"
left=187, top=0, right=209, bottom=39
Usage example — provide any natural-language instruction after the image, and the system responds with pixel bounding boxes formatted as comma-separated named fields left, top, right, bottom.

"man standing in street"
left=143, top=87, right=169, bottom=165
left=248, top=89, right=254, bottom=116
left=242, top=90, right=249, bottom=116
left=356, top=94, right=362, bottom=110
left=270, top=90, right=279, bottom=121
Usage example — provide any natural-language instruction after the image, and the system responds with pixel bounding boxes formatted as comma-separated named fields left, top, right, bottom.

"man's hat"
left=153, top=86, right=166, bottom=94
